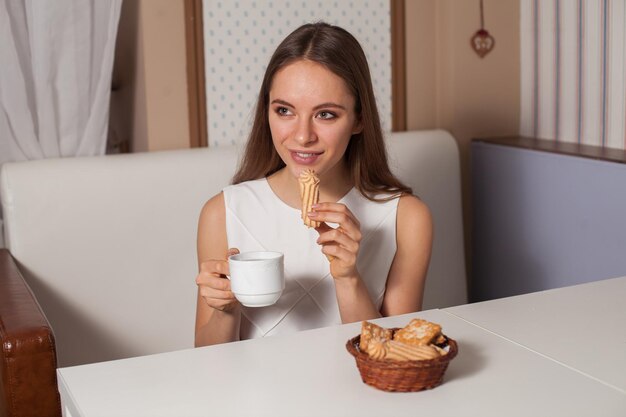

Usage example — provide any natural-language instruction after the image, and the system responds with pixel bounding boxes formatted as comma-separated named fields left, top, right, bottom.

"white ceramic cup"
left=228, top=251, right=285, bottom=307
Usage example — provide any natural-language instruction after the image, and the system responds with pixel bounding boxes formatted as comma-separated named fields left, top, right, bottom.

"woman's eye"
left=276, top=107, right=291, bottom=116
left=317, top=111, right=336, bottom=120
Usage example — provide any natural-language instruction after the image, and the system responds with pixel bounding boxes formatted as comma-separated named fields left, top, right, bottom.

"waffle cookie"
left=299, top=169, right=334, bottom=261
left=393, top=318, right=442, bottom=346
left=384, top=340, right=440, bottom=361
left=299, top=169, right=320, bottom=228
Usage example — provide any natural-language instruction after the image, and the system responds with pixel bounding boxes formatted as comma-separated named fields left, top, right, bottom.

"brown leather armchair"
left=0, top=249, right=61, bottom=417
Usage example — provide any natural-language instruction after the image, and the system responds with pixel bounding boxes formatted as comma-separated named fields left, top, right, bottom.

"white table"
left=58, top=280, right=626, bottom=417
left=445, top=275, right=626, bottom=393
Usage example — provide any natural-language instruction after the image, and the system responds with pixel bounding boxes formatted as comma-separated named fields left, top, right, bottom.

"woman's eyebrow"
left=270, top=98, right=346, bottom=111
left=270, top=99, right=294, bottom=108
left=313, top=102, right=346, bottom=111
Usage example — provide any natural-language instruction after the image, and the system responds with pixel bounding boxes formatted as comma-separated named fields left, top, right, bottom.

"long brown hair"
left=232, top=22, right=412, bottom=201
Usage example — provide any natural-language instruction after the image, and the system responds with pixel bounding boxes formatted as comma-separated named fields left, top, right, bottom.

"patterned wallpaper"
left=520, top=0, right=626, bottom=150
left=202, top=0, right=391, bottom=147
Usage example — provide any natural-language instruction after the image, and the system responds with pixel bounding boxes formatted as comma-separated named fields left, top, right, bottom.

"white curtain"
left=0, top=0, right=122, bottom=247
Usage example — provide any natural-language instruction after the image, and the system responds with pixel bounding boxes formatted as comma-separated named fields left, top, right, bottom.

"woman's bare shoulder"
left=199, top=192, right=226, bottom=227
left=397, top=193, right=431, bottom=224
left=395, top=193, right=433, bottom=249
left=197, top=192, right=228, bottom=262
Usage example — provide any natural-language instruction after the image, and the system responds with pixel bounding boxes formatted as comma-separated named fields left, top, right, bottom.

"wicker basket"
left=345, top=330, right=458, bottom=392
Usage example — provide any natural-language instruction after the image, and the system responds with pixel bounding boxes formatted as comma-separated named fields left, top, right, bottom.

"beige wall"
left=405, top=0, right=438, bottom=130
left=405, top=0, right=520, bottom=278
left=119, top=0, right=519, bottom=151
left=117, top=0, right=519, bottom=149
left=406, top=0, right=520, bottom=133
left=110, top=0, right=190, bottom=152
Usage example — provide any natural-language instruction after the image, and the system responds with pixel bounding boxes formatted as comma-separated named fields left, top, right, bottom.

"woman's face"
left=268, top=59, right=362, bottom=181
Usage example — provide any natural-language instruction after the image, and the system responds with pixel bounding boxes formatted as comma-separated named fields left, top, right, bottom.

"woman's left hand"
left=308, top=202, right=362, bottom=280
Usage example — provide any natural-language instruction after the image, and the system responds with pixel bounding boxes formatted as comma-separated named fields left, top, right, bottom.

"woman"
left=195, top=22, right=432, bottom=347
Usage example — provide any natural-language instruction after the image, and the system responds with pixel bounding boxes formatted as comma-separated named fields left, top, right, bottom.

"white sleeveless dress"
left=222, top=178, right=399, bottom=339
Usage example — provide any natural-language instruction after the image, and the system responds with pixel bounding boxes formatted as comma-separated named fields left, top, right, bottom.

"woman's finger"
left=320, top=243, right=357, bottom=265
left=312, top=202, right=360, bottom=226
left=207, top=274, right=232, bottom=291
left=199, top=285, right=235, bottom=301
left=196, top=251, right=241, bottom=310
left=199, top=259, right=229, bottom=278
left=316, top=227, right=359, bottom=253
left=310, top=212, right=361, bottom=242
left=206, top=297, right=237, bottom=311
left=199, top=285, right=232, bottom=299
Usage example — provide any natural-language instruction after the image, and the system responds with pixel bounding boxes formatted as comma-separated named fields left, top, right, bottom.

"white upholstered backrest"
left=0, top=130, right=466, bottom=367
left=1, top=147, right=239, bottom=367
left=386, top=130, right=467, bottom=310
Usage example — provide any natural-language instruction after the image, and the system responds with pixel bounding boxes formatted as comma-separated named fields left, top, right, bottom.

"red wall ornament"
left=471, top=0, right=495, bottom=58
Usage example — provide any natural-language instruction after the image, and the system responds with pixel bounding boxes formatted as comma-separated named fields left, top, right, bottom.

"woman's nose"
left=294, top=118, right=316, bottom=145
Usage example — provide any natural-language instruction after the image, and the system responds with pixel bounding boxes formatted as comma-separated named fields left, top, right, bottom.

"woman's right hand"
left=196, top=248, right=240, bottom=311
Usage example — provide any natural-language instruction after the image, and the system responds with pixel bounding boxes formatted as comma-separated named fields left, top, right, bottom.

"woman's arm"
left=311, top=203, right=381, bottom=323
left=332, top=272, right=382, bottom=322
left=194, top=192, right=241, bottom=347
left=380, top=194, right=433, bottom=316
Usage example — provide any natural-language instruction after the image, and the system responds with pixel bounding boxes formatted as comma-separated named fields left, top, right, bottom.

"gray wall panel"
left=471, top=142, right=626, bottom=301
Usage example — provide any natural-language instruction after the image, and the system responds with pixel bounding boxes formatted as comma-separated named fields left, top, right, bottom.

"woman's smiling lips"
left=290, top=150, right=323, bottom=165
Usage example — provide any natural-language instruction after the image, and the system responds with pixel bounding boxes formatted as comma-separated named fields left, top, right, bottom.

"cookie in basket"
left=346, top=318, right=459, bottom=392
left=385, top=340, right=441, bottom=361
left=393, top=318, right=442, bottom=346
left=360, top=321, right=393, bottom=353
